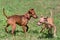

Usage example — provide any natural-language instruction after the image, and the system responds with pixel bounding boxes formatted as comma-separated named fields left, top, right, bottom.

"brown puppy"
left=3, top=8, right=38, bottom=35
left=37, top=10, right=57, bottom=37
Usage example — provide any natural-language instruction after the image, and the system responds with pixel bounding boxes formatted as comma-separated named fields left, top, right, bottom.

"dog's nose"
left=37, top=22, right=40, bottom=26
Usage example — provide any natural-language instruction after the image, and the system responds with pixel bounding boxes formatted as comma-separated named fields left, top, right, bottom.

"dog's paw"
left=53, top=34, right=57, bottom=38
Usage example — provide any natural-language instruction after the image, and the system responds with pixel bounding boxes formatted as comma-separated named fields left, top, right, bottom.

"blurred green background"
left=0, top=0, right=60, bottom=40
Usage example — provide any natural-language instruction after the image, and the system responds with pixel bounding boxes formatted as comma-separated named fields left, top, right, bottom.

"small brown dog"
left=37, top=10, right=57, bottom=37
left=3, top=8, right=38, bottom=35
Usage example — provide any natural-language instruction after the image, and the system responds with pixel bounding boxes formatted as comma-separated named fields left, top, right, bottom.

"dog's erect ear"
left=31, top=9, right=34, bottom=10
left=46, top=16, right=48, bottom=18
left=40, top=14, right=44, bottom=18
left=28, top=11, right=31, bottom=14
left=28, top=8, right=34, bottom=14
left=44, top=16, right=48, bottom=19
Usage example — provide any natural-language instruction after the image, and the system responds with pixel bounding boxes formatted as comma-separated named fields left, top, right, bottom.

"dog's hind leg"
left=53, top=25, right=57, bottom=37
left=5, top=24, right=10, bottom=33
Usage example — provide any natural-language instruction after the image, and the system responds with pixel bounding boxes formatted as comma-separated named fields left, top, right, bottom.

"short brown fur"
left=3, top=8, right=38, bottom=35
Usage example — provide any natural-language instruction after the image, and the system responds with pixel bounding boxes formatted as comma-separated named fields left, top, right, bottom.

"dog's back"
left=7, top=15, right=28, bottom=26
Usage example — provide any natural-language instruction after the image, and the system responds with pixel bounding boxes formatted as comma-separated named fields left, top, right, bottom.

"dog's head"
left=28, top=9, right=38, bottom=19
left=37, top=15, right=48, bottom=26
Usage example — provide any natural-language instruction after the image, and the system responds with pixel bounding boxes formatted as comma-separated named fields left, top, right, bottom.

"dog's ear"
left=30, top=9, right=34, bottom=10
left=28, top=11, right=31, bottom=14
left=28, top=8, right=34, bottom=14
left=44, top=16, right=48, bottom=19
left=40, top=15, right=44, bottom=18
left=46, top=16, right=48, bottom=18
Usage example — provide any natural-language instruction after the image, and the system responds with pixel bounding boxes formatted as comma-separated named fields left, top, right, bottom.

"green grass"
left=0, top=0, right=60, bottom=40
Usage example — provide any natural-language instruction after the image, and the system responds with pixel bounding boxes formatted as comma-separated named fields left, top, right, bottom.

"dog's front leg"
left=53, top=24, right=57, bottom=37
left=22, top=26, right=27, bottom=37
left=40, top=26, right=45, bottom=33
left=22, top=26, right=26, bottom=32
left=11, top=24, right=16, bottom=35
left=25, top=25, right=29, bottom=32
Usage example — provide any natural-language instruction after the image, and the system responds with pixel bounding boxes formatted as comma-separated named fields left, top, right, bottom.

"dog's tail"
left=3, top=8, right=8, bottom=19
left=50, top=10, right=53, bottom=18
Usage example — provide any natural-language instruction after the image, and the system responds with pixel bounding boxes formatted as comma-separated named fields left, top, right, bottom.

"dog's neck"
left=24, top=13, right=31, bottom=20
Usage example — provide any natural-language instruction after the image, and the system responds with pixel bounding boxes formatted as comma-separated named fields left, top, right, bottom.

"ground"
left=0, top=0, right=60, bottom=40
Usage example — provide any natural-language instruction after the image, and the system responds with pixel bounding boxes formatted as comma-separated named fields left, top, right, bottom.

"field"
left=0, top=0, right=60, bottom=40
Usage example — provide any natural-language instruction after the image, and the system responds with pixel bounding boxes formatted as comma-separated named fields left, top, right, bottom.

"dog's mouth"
left=37, top=22, right=42, bottom=26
